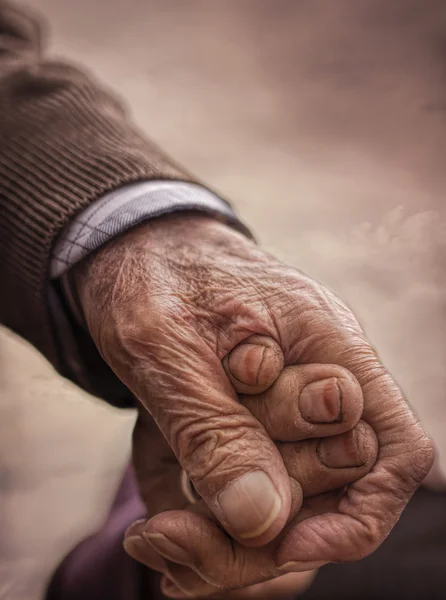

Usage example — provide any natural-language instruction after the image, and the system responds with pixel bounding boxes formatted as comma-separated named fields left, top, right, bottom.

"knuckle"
left=173, top=411, right=266, bottom=486
left=343, top=350, right=387, bottom=389
left=405, top=432, right=435, bottom=485
left=385, top=426, right=435, bottom=494
left=359, top=523, right=383, bottom=556
left=205, top=551, right=248, bottom=591
left=341, top=519, right=384, bottom=562
left=97, top=303, right=152, bottom=361
left=334, top=366, right=362, bottom=393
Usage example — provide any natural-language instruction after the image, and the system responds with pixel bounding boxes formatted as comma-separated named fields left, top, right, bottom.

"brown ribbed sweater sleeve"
left=0, top=2, right=197, bottom=383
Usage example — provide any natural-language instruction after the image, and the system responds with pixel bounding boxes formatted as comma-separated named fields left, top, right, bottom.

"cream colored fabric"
left=0, top=327, right=135, bottom=600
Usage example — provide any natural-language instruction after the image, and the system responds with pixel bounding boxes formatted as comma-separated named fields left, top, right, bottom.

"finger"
left=216, top=572, right=316, bottom=600
left=126, top=516, right=316, bottom=600
left=279, top=421, right=378, bottom=497
left=114, top=313, right=292, bottom=547
left=131, top=408, right=187, bottom=516
left=277, top=308, right=435, bottom=565
left=124, top=410, right=188, bottom=570
left=240, top=364, right=363, bottom=441
left=127, top=422, right=374, bottom=577
left=128, top=395, right=375, bottom=582
left=142, top=509, right=284, bottom=590
left=124, top=520, right=169, bottom=573
left=125, top=478, right=308, bottom=595
left=222, top=335, right=284, bottom=395
left=125, top=411, right=306, bottom=592
left=127, top=508, right=314, bottom=600
left=160, top=571, right=316, bottom=599
left=124, top=522, right=217, bottom=598
left=126, top=512, right=271, bottom=599
left=162, top=564, right=217, bottom=598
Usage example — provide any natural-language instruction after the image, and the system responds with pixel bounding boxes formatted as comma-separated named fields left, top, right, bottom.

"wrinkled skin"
left=125, top=358, right=377, bottom=598
left=74, top=213, right=433, bottom=597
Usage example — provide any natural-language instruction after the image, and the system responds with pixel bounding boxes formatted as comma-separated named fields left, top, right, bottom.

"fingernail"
left=123, top=535, right=168, bottom=571
left=278, top=560, right=328, bottom=572
left=124, top=518, right=148, bottom=538
left=144, top=533, right=193, bottom=566
left=217, top=470, right=282, bottom=539
left=317, top=426, right=368, bottom=469
left=228, top=344, right=267, bottom=385
left=228, top=341, right=282, bottom=387
left=123, top=535, right=148, bottom=557
left=299, top=378, right=342, bottom=424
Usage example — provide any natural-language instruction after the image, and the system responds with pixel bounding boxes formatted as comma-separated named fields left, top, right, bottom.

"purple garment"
left=45, top=467, right=157, bottom=600
left=45, top=470, right=446, bottom=599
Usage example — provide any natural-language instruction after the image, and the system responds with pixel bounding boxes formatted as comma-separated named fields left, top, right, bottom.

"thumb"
left=127, top=323, right=292, bottom=548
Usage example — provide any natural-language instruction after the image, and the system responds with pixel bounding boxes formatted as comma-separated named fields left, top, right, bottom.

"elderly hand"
left=123, top=350, right=377, bottom=598
left=73, top=214, right=433, bottom=578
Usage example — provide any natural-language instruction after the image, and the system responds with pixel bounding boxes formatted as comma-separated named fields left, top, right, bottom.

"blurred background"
left=2, top=1, right=446, bottom=598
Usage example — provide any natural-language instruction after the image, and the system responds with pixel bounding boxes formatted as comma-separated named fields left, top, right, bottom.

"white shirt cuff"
left=50, top=181, right=241, bottom=278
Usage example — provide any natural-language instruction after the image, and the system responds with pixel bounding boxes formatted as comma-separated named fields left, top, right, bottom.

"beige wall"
left=2, top=1, right=446, bottom=598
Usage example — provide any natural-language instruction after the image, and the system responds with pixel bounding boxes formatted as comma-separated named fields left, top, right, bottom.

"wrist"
left=72, top=212, right=255, bottom=332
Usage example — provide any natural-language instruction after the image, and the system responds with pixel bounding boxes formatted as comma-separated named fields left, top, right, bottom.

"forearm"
left=0, top=2, right=194, bottom=384
left=0, top=1, right=193, bottom=287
